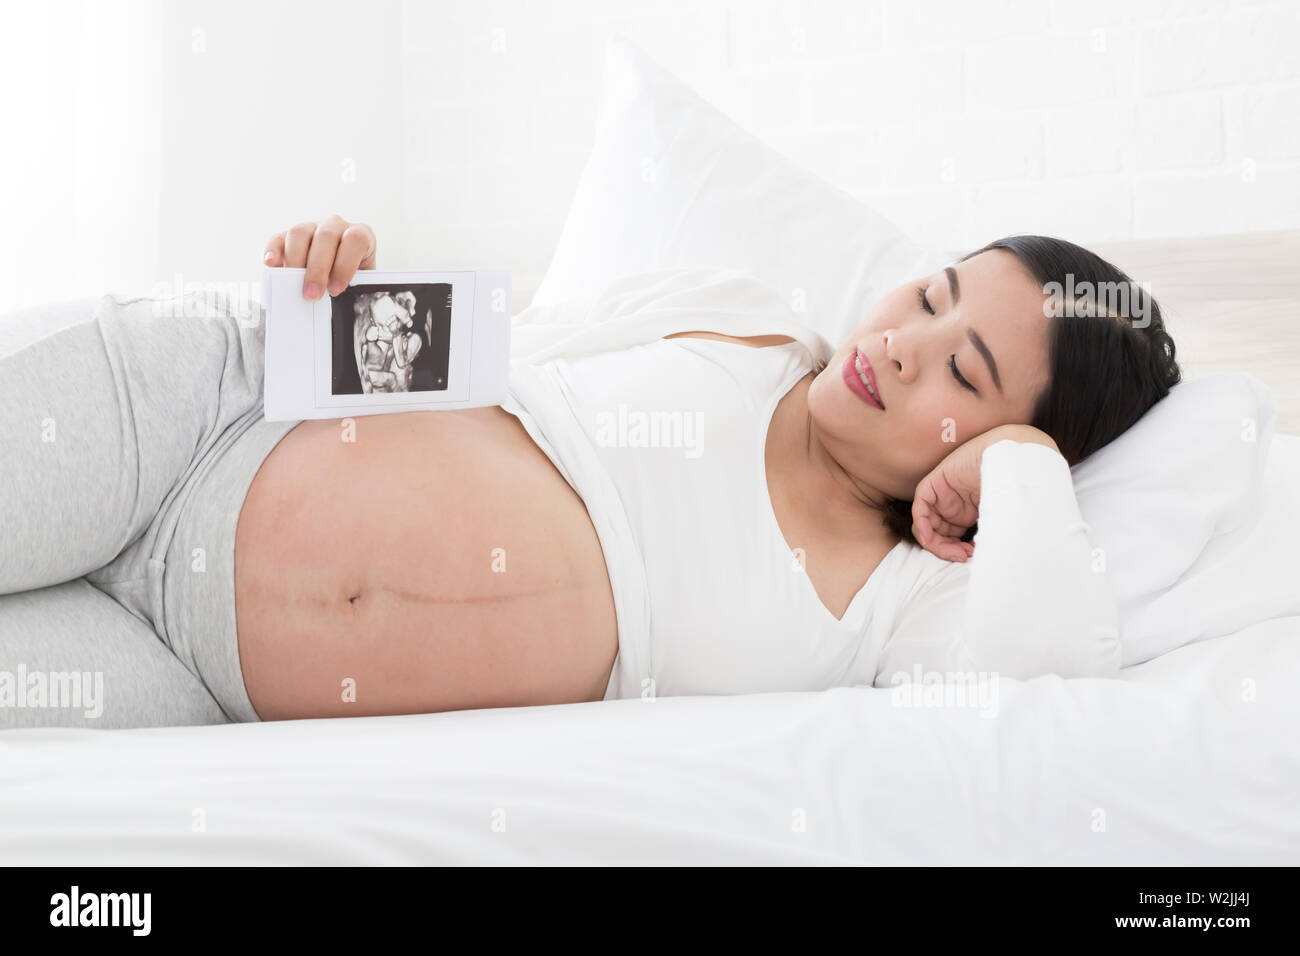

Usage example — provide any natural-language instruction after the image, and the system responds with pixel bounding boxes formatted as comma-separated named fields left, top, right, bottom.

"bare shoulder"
left=663, top=330, right=798, bottom=348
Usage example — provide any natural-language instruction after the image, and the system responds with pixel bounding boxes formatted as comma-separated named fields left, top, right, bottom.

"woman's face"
left=807, top=249, right=1054, bottom=501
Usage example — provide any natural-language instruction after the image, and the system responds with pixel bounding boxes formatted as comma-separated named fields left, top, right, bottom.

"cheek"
left=809, top=370, right=918, bottom=477
left=906, top=373, right=1010, bottom=446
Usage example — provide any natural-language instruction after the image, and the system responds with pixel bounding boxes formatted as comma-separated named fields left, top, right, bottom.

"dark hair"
left=879, top=234, right=1182, bottom=545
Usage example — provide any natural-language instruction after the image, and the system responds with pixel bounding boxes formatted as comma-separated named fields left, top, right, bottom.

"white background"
left=2, top=0, right=1297, bottom=310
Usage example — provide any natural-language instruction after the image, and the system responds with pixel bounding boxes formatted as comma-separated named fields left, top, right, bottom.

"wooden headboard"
left=1090, top=230, right=1300, bottom=436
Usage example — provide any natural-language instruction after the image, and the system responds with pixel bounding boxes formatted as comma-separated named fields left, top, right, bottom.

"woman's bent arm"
left=874, top=440, right=1122, bottom=685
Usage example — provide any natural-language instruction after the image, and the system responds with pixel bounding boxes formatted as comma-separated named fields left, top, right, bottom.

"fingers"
left=265, top=218, right=376, bottom=299
left=914, top=521, right=973, bottom=562
left=327, top=223, right=377, bottom=295
left=912, top=493, right=974, bottom=562
left=918, top=471, right=977, bottom=527
left=282, top=221, right=316, bottom=270
left=927, top=470, right=970, bottom=524
left=911, top=497, right=938, bottom=548
left=930, top=515, right=966, bottom=539
left=263, top=232, right=286, bottom=267
left=303, top=215, right=347, bottom=300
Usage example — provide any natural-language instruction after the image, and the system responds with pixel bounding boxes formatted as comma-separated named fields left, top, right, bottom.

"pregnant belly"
left=233, top=406, right=618, bottom=720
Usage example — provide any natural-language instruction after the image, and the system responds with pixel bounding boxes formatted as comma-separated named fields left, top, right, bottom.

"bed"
left=2, top=228, right=1296, bottom=866
left=2, top=36, right=1297, bottom=866
left=3, top=612, right=1297, bottom=866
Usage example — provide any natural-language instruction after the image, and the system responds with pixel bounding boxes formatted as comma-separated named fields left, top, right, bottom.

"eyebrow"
left=944, top=266, right=960, bottom=305
left=967, top=328, right=1002, bottom=393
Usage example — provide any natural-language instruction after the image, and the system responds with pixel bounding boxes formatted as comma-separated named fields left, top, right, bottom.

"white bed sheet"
left=3, top=613, right=1296, bottom=866
left=3, top=290, right=1297, bottom=866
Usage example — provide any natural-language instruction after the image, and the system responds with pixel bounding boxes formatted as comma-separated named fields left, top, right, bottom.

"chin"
left=806, top=369, right=839, bottom=423
left=809, top=368, right=869, bottom=443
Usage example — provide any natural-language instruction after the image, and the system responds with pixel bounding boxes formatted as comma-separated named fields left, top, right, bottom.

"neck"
left=773, top=376, right=894, bottom=538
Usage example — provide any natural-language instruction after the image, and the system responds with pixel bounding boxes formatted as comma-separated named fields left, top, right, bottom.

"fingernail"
left=303, top=282, right=321, bottom=300
left=328, top=280, right=345, bottom=296
left=263, top=251, right=275, bottom=264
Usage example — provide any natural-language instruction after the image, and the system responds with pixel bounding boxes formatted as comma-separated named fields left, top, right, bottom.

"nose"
left=882, top=329, right=915, bottom=384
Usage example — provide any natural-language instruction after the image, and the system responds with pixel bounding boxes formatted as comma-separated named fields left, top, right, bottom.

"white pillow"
left=536, top=35, right=1280, bottom=660
left=533, top=33, right=947, bottom=350
left=1072, top=373, right=1276, bottom=662
left=1116, top=430, right=1300, bottom=665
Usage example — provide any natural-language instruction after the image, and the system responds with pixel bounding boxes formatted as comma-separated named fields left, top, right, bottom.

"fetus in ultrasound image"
left=329, top=283, right=452, bottom=395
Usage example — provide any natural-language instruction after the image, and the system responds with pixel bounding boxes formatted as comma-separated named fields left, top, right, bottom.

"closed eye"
left=950, top=355, right=977, bottom=394
left=919, top=284, right=976, bottom=394
left=916, top=285, right=934, bottom=315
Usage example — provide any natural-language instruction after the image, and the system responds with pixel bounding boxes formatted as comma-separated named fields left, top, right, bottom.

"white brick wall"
left=4, top=0, right=1296, bottom=308
left=395, top=0, right=1300, bottom=294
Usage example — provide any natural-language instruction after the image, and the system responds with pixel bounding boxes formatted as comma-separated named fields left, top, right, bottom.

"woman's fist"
left=263, top=215, right=377, bottom=300
left=910, top=424, right=1060, bottom=563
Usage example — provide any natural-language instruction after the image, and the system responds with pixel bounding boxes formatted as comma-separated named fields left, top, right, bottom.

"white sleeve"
left=872, top=439, right=1122, bottom=685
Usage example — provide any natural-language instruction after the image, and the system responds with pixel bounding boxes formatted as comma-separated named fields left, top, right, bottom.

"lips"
left=841, top=346, right=885, bottom=410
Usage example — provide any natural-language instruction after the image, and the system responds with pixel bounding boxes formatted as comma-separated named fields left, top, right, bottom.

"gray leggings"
left=0, top=293, right=299, bottom=729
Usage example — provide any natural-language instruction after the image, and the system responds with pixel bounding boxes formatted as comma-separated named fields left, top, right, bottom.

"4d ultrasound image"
left=330, top=284, right=452, bottom=395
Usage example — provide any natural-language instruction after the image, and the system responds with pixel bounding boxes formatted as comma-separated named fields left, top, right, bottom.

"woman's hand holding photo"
left=262, top=215, right=378, bottom=301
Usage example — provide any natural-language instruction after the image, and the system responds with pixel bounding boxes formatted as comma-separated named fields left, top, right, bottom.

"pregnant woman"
left=0, top=215, right=1180, bottom=728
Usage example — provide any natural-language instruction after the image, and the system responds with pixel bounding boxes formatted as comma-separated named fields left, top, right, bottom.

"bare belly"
left=233, top=406, right=618, bottom=721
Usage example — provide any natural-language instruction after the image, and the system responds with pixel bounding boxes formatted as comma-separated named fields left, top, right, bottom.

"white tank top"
left=504, top=334, right=912, bottom=699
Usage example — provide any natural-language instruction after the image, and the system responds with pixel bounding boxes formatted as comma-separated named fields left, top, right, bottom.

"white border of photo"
left=262, top=266, right=511, bottom=421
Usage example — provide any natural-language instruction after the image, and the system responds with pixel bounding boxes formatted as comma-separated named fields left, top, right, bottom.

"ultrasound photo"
left=329, top=284, right=452, bottom=395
